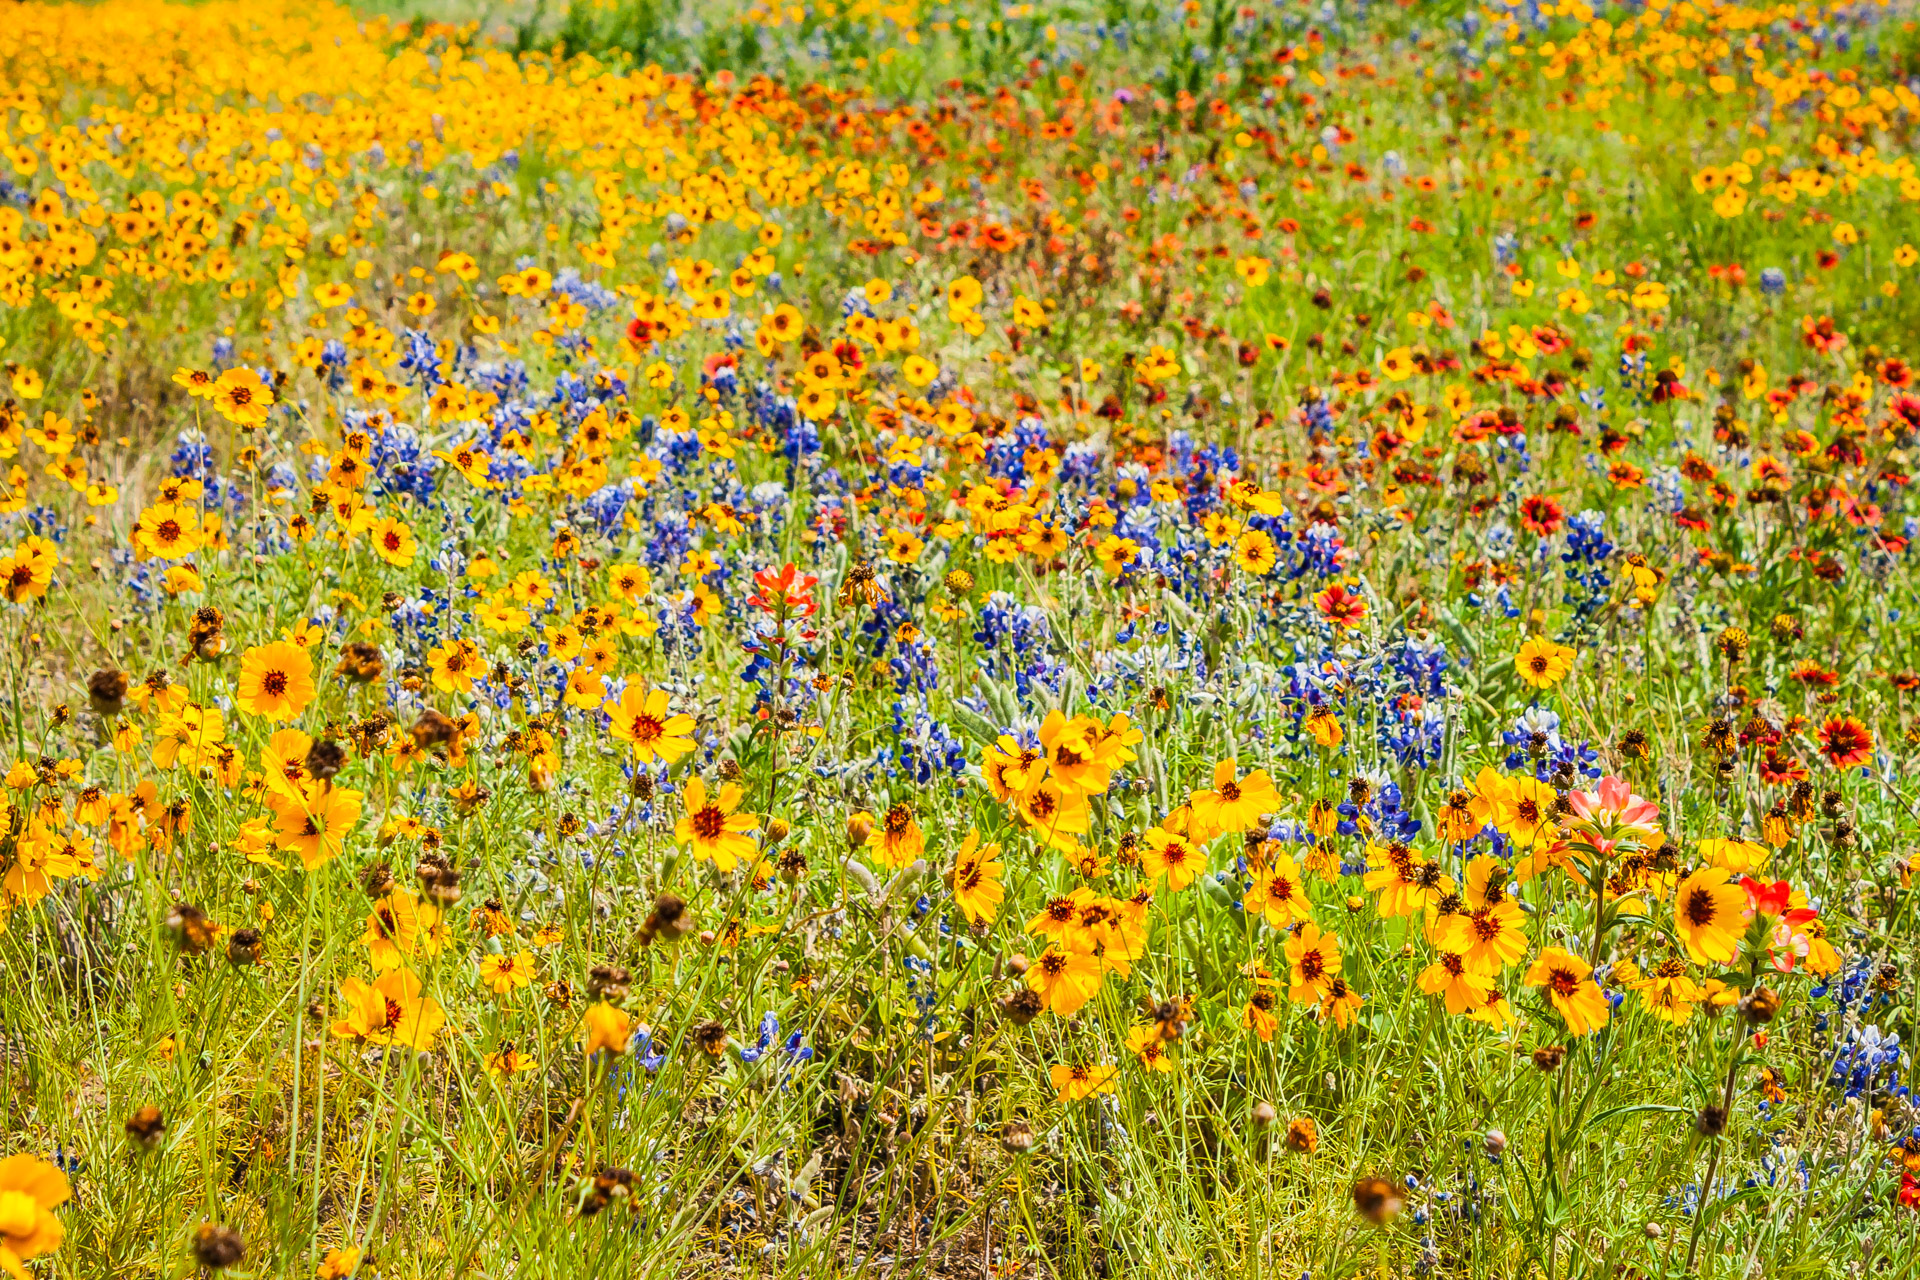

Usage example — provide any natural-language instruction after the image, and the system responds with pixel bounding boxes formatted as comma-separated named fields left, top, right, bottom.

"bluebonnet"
left=738, top=1011, right=814, bottom=1072
left=1828, top=1024, right=1904, bottom=1099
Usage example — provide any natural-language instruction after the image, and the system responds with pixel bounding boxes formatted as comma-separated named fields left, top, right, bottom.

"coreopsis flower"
left=1188, top=757, right=1280, bottom=837
left=1452, top=899, right=1528, bottom=973
left=360, top=889, right=444, bottom=972
left=264, top=783, right=364, bottom=869
left=426, top=639, right=482, bottom=693
left=866, top=804, right=925, bottom=870
left=1015, top=776, right=1092, bottom=851
left=1674, top=866, right=1749, bottom=965
left=235, top=642, right=317, bottom=722
left=1634, top=958, right=1706, bottom=1024
left=1284, top=923, right=1343, bottom=1005
left=368, top=516, right=417, bottom=566
left=1319, top=975, right=1364, bottom=1028
left=133, top=502, right=202, bottom=560
left=210, top=367, right=274, bottom=425
left=946, top=829, right=1004, bottom=925
left=981, top=736, right=1049, bottom=801
left=1243, top=854, right=1311, bottom=929
left=602, top=686, right=696, bottom=764
left=1697, top=837, right=1769, bottom=874
left=330, top=969, right=445, bottom=1051
left=1125, top=1024, right=1175, bottom=1072
left=483, top=1045, right=539, bottom=1077
left=675, top=777, right=759, bottom=871
left=1036, top=711, right=1112, bottom=795
left=316, top=1247, right=363, bottom=1279
left=1028, top=945, right=1102, bottom=1017
left=0, top=537, right=55, bottom=603
left=1049, top=1061, right=1117, bottom=1102
left=479, top=950, right=537, bottom=996
left=0, top=1154, right=70, bottom=1278
left=1141, top=822, right=1206, bottom=890
left=1418, top=951, right=1495, bottom=1016
left=151, top=703, right=226, bottom=770
left=1465, top=988, right=1518, bottom=1031
left=1514, top=637, right=1575, bottom=689
left=1525, top=947, right=1609, bottom=1035
left=1365, top=842, right=1454, bottom=918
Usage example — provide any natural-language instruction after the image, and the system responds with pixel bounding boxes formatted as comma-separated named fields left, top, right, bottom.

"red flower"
left=1312, top=583, right=1369, bottom=630
left=1757, top=748, right=1808, bottom=786
left=1816, top=715, right=1874, bottom=770
left=1738, top=877, right=1794, bottom=918
left=1518, top=495, right=1565, bottom=537
left=748, top=563, right=819, bottom=619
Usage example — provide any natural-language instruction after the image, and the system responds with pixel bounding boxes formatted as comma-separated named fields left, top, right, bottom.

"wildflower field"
left=6, top=0, right=1920, bottom=1275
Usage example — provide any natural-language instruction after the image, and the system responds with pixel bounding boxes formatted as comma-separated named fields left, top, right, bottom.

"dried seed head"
left=579, top=1166, right=635, bottom=1217
left=124, top=1105, right=165, bottom=1150
left=226, top=928, right=262, bottom=968
left=410, top=708, right=456, bottom=749
left=1351, top=1176, right=1404, bottom=1227
left=88, top=668, right=129, bottom=717
left=360, top=862, right=395, bottom=898
left=166, top=903, right=217, bottom=955
left=586, top=964, right=632, bottom=1002
left=334, top=641, right=386, bottom=684
left=304, top=739, right=348, bottom=783
left=999, top=987, right=1044, bottom=1026
left=999, top=1120, right=1035, bottom=1154
left=1284, top=1116, right=1318, bottom=1153
left=777, top=847, right=808, bottom=882
left=1532, top=1045, right=1566, bottom=1073
left=638, top=894, right=691, bottom=946
left=692, top=1020, right=729, bottom=1056
left=191, top=1223, right=247, bottom=1270
left=1740, top=986, right=1781, bottom=1025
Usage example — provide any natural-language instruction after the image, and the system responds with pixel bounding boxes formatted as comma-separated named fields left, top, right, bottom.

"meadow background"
left=0, top=0, right=1918, bottom=1277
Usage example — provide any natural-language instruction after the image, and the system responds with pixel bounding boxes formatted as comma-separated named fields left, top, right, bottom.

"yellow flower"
left=368, top=516, right=417, bottom=566
left=1514, top=637, right=1574, bottom=689
left=1028, top=944, right=1102, bottom=1016
left=479, top=950, right=537, bottom=995
left=210, top=366, right=274, bottom=426
left=675, top=776, right=760, bottom=871
left=0, top=1153, right=70, bottom=1280
left=235, top=641, right=317, bottom=722
left=602, top=686, right=696, bottom=763
left=1050, top=1061, right=1118, bottom=1101
left=330, top=969, right=445, bottom=1051
left=316, top=1246, right=363, bottom=1278
left=581, top=1002, right=634, bottom=1055
left=947, top=829, right=1004, bottom=925
left=1673, top=865, right=1747, bottom=965
left=1525, top=946, right=1609, bottom=1035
